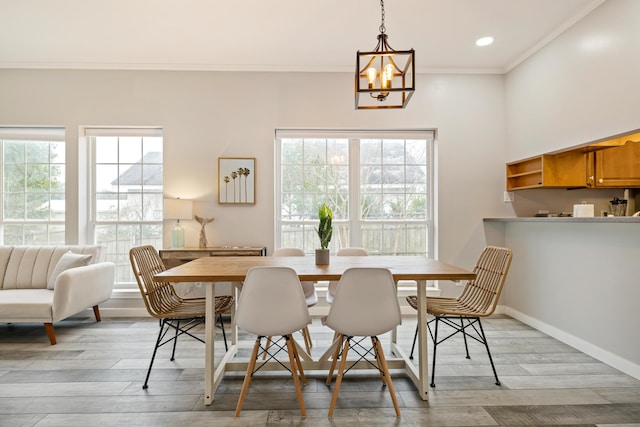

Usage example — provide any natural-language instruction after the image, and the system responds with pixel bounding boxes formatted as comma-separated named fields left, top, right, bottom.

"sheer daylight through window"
left=276, top=129, right=434, bottom=257
left=0, top=127, right=66, bottom=245
left=85, top=128, right=163, bottom=288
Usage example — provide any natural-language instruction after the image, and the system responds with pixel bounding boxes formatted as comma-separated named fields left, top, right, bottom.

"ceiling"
left=0, top=0, right=604, bottom=74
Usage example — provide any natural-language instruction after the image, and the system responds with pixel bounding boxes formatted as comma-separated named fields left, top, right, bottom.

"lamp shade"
left=164, top=198, right=193, bottom=220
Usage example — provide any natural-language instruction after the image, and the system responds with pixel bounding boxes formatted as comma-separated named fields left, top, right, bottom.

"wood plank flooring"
left=1, top=314, right=639, bottom=426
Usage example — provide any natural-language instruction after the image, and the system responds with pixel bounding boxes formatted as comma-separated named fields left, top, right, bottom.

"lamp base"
left=171, top=222, right=185, bottom=248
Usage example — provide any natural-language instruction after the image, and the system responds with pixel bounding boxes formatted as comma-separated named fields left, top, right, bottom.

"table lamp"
left=164, top=198, right=193, bottom=248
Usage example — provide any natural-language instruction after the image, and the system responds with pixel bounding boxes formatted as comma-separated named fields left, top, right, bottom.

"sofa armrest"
left=52, top=262, right=115, bottom=321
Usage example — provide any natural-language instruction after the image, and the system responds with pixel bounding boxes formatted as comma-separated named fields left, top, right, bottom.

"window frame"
left=83, top=127, right=163, bottom=290
left=275, top=129, right=435, bottom=258
left=0, top=127, right=66, bottom=245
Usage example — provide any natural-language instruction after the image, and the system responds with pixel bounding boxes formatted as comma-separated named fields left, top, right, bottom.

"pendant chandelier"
left=355, top=0, right=415, bottom=110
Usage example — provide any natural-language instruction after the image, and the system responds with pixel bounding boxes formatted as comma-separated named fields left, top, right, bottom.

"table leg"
left=204, top=284, right=215, bottom=405
left=231, top=281, right=241, bottom=345
left=417, top=279, right=429, bottom=400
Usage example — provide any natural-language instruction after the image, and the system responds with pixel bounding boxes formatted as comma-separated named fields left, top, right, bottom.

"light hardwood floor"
left=1, top=314, right=640, bottom=426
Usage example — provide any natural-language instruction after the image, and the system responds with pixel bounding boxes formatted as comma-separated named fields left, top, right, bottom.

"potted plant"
left=315, top=203, right=332, bottom=265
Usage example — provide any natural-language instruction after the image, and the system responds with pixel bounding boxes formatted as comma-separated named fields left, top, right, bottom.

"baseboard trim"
left=505, top=307, right=640, bottom=381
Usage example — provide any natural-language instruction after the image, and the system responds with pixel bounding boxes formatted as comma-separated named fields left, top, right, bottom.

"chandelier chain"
left=379, top=0, right=386, bottom=34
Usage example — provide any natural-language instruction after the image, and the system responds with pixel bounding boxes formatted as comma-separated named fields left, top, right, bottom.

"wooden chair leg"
left=262, top=336, right=272, bottom=360
left=328, top=338, right=350, bottom=418
left=301, top=326, right=312, bottom=354
left=374, top=337, right=400, bottom=417
left=371, top=336, right=387, bottom=386
left=235, top=337, right=261, bottom=417
left=290, top=336, right=306, bottom=385
left=326, top=334, right=344, bottom=385
left=92, top=305, right=102, bottom=322
left=286, top=336, right=307, bottom=417
left=43, top=323, right=56, bottom=345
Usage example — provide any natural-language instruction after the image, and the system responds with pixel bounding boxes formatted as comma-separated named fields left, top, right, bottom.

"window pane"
left=277, top=132, right=432, bottom=257
left=95, top=136, right=118, bottom=163
left=1, top=137, right=65, bottom=244
left=96, top=164, right=119, bottom=192
left=119, top=137, right=142, bottom=163
left=51, top=142, right=65, bottom=164
left=26, top=164, right=50, bottom=192
left=4, top=164, right=25, bottom=192
left=26, top=193, right=49, bottom=219
left=26, top=141, right=49, bottom=163
left=143, top=193, right=163, bottom=221
left=2, top=224, right=24, bottom=244
left=143, top=137, right=163, bottom=161
left=51, top=165, right=65, bottom=192
left=142, top=164, right=162, bottom=189
left=4, top=140, right=25, bottom=162
left=91, top=131, right=163, bottom=288
left=119, top=163, right=142, bottom=186
left=303, top=139, right=326, bottom=164
left=4, top=193, right=25, bottom=219
left=361, top=139, right=381, bottom=163
left=383, top=139, right=405, bottom=164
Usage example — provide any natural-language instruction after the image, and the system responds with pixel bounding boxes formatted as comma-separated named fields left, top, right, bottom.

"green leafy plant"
left=316, top=203, right=333, bottom=250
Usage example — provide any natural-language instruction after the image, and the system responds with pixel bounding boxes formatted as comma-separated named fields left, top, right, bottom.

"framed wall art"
left=218, top=157, right=255, bottom=204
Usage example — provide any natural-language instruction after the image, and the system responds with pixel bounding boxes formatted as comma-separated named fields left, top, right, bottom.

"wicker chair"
left=129, top=245, right=234, bottom=389
left=406, top=246, right=512, bottom=387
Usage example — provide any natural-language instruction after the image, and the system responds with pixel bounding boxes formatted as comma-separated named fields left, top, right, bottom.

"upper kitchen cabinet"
left=506, top=151, right=587, bottom=190
left=588, top=134, right=640, bottom=188
left=507, top=131, right=640, bottom=191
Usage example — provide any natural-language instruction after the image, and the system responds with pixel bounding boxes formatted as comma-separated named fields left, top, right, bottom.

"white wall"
left=0, top=69, right=511, bottom=297
left=506, top=0, right=640, bottom=160
left=486, top=220, right=640, bottom=379
left=501, top=0, right=640, bottom=379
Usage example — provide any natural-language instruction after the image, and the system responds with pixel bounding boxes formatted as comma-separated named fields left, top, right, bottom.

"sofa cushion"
left=0, top=289, right=54, bottom=321
left=2, top=246, right=102, bottom=290
left=47, top=251, right=93, bottom=290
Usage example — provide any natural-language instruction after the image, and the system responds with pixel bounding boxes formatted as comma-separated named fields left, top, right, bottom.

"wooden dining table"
left=154, top=255, right=476, bottom=405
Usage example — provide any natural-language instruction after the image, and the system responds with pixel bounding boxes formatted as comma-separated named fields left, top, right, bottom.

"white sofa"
left=0, top=245, right=115, bottom=345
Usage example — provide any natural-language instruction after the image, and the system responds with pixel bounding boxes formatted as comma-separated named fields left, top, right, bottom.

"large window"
left=276, top=129, right=434, bottom=257
left=85, top=128, right=163, bottom=288
left=0, top=127, right=65, bottom=245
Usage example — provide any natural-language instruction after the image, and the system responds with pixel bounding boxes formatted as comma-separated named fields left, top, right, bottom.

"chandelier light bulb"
left=367, top=67, right=378, bottom=88
left=382, top=63, right=394, bottom=89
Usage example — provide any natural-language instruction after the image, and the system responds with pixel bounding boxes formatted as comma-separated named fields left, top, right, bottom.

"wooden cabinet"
left=588, top=140, right=640, bottom=188
left=507, top=133, right=640, bottom=190
left=160, top=246, right=267, bottom=269
left=506, top=151, right=587, bottom=190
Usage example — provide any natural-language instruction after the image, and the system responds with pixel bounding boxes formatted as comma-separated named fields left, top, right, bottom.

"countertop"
left=484, top=216, right=640, bottom=223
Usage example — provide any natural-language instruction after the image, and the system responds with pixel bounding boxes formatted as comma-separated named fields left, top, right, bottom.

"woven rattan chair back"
left=441, top=245, right=513, bottom=317
left=129, top=245, right=202, bottom=319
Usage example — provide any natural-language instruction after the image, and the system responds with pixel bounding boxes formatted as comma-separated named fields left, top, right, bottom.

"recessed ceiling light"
left=476, top=36, right=494, bottom=47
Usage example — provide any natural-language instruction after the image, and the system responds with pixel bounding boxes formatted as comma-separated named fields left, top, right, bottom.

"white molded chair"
left=324, top=267, right=401, bottom=418
left=234, top=266, right=311, bottom=417
left=325, top=247, right=368, bottom=304
left=270, top=248, right=316, bottom=354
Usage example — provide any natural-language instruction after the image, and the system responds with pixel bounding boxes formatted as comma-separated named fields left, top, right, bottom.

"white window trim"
left=274, top=128, right=435, bottom=256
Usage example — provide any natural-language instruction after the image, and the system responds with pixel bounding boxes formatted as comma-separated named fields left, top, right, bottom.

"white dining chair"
left=324, top=267, right=401, bottom=418
left=325, top=247, right=368, bottom=304
left=234, top=266, right=311, bottom=417
left=268, top=247, right=316, bottom=354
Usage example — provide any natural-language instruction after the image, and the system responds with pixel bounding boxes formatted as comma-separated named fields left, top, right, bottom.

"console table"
left=159, top=246, right=267, bottom=269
